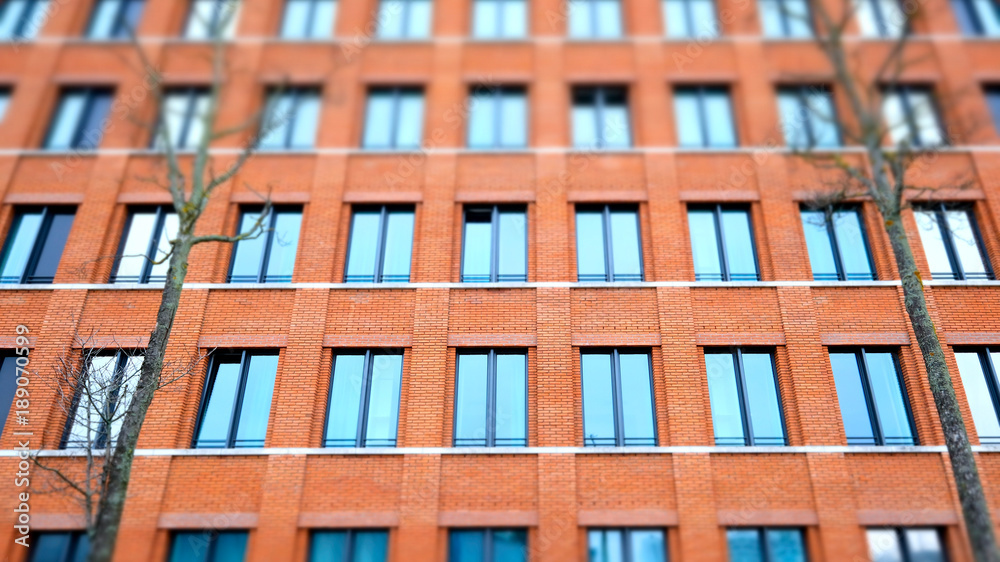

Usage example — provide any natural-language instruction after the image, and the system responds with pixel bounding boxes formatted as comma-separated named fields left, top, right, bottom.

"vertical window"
left=184, top=0, right=240, bottom=39
left=867, top=528, right=945, bottom=562
left=86, top=0, right=145, bottom=39
left=154, top=87, right=210, bottom=150
left=281, top=0, right=336, bottom=38
left=0, top=357, right=18, bottom=435
left=687, top=205, right=759, bottom=282
left=674, top=86, right=737, bottom=148
left=914, top=204, right=992, bottom=280
left=472, top=0, right=526, bottom=38
left=587, top=529, right=667, bottom=562
left=376, top=0, right=431, bottom=39
left=800, top=207, right=876, bottom=281
left=44, top=87, right=114, bottom=150
left=0, top=0, right=49, bottom=40
left=362, top=87, right=425, bottom=150
left=324, top=350, right=403, bottom=447
left=987, top=86, right=1000, bottom=135
left=830, top=349, right=916, bottom=446
left=955, top=348, right=1000, bottom=444
left=952, top=0, right=1000, bottom=35
left=727, top=528, right=807, bottom=562
left=572, top=86, right=631, bottom=149
left=705, top=349, right=786, bottom=446
left=113, top=207, right=179, bottom=283
left=449, top=529, right=527, bottom=562
left=581, top=349, right=656, bottom=446
left=854, top=0, right=905, bottom=36
left=777, top=86, right=839, bottom=148
left=575, top=205, right=643, bottom=282
left=663, top=0, right=718, bottom=37
left=462, top=206, right=527, bottom=283
left=345, top=206, right=415, bottom=283
left=194, top=351, right=279, bottom=448
left=310, top=530, right=389, bottom=562
left=454, top=350, right=527, bottom=447
left=881, top=86, right=944, bottom=147
left=258, top=87, right=321, bottom=150
left=169, top=531, right=249, bottom=562
left=28, top=532, right=89, bottom=562
left=228, top=207, right=302, bottom=283
left=0, top=88, right=9, bottom=122
left=467, top=86, right=528, bottom=149
left=0, top=206, right=75, bottom=284
left=62, top=351, right=142, bottom=449
left=568, top=0, right=622, bottom=38
left=759, top=0, right=811, bottom=36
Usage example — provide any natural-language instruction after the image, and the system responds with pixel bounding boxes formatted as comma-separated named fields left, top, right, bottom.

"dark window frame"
left=192, top=349, right=279, bottom=448
left=308, top=529, right=390, bottom=562
left=706, top=347, right=787, bottom=446
left=834, top=347, right=918, bottom=446
left=915, top=202, right=993, bottom=281
left=322, top=349, right=404, bottom=448
left=85, top=0, right=145, bottom=39
left=882, top=85, right=946, bottom=148
left=0, top=205, right=76, bottom=284
left=111, top=205, right=174, bottom=283
left=674, top=85, right=739, bottom=148
left=955, top=346, right=1000, bottom=444
left=453, top=348, right=529, bottom=447
left=727, top=527, right=809, bottom=562
left=571, top=85, right=631, bottom=149
left=448, top=528, right=528, bottom=562
left=43, top=87, right=114, bottom=151
left=801, top=205, right=877, bottom=281
left=587, top=528, right=667, bottom=562
left=777, top=85, right=841, bottom=148
left=362, top=86, right=425, bottom=150
left=460, top=204, right=528, bottom=283
left=153, top=86, right=210, bottom=150
left=580, top=347, right=658, bottom=447
left=467, top=84, right=528, bottom=149
left=0, top=0, right=48, bottom=39
left=689, top=203, right=761, bottom=282
left=226, top=206, right=302, bottom=283
left=344, top=204, right=415, bottom=283
left=575, top=204, right=644, bottom=282
left=60, top=350, right=138, bottom=450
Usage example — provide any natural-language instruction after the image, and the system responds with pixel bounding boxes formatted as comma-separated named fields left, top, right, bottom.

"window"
left=169, top=531, right=249, bottom=562
left=0, top=357, right=18, bottom=435
left=687, top=205, right=759, bottom=282
left=800, top=207, right=876, bottom=281
left=258, top=87, right=321, bottom=150
left=988, top=87, right=1000, bottom=135
left=0, top=206, right=75, bottom=284
left=62, top=351, right=141, bottom=449
left=376, top=0, right=431, bottom=39
left=572, top=86, right=631, bottom=149
left=777, top=86, right=839, bottom=148
left=914, top=204, right=992, bottom=280
left=581, top=349, right=656, bottom=446
left=830, top=349, right=916, bottom=445
left=184, top=0, right=240, bottom=39
left=362, top=87, right=424, bottom=150
left=154, top=87, right=210, bottom=150
left=193, top=351, right=279, bottom=448
left=0, top=88, right=9, bottom=122
left=568, top=0, right=622, bottom=38
left=0, top=0, right=49, bottom=40
left=587, top=529, right=667, bottom=562
left=86, top=0, right=144, bottom=39
left=228, top=207, right=302, bottom=283
left=324, top=350, right=403, bottom=447
left=281, top=0, right=336, bottom=38
left=953, top=0, right=1000, bottom=35
left=345, top=206, right=415, bottom=283
left=705, top=349, right=786, bottom=446
left=759, top=0, right=811, bottom=36
left=674, top=86, right=737, bottom=148
left=727, top=528, right=807, bottom=562
left=310, top=530, right=389, bottom=562
left=467, top=86, right=527, bottom=149
left=44, top=87, right=114, bottom=151
left=663, top=0, right=718, bottom=37
left=454, top=350, right=527, bottom=447
left=866, top=528, right=945, bottom=562
left=113, top=206, right=178, bottom=283
left=955, top=348, right=1000, bottom=444
left=28, top=532, right=89, bottom=562
left=462, top=206, right=527, bottom=283
left=472, top=0, right=526, bottom=38
left=854, top=0, right=905, bottom=36
left=575, top=205, right=643, bottom=282
left=449, top=529, right=527, bottom=562
left=881, top=86, right=944, bottom=147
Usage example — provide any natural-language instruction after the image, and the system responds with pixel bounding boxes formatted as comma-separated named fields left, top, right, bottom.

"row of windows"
left=15, top=343, right=999, bottom=452
left=27, top=526, right=948, bottom=562
left=2, top=200, right=990, bottom=289
left=11, top=83, right=1000, bottom=152
left=3, top=0, right=998, bottom=43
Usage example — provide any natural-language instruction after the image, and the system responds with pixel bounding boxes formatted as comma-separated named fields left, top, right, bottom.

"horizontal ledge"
left=572, top=333, right=661, bottom=346
left=696, top=332, right=785, bottom=346
left=717, top=509, right=819, bottom=526
left=449, top=334, right=537, bottom=347
left=439, top=511, right=539, bottom=527
left=856, top=509, right=959, bottom=526
left=198, top=335, right=288, bottom=348
left=159, top=512, right=259, bottom=529
left=579, top=509, right=678, bottom=527
left=324, top=335, right=412, bottom=348
left=299, top=512, right=399, bottom=528
left=819, top=332, right=911, bottom=346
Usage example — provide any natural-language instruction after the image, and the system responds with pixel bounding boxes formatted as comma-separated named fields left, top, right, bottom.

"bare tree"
left=789, top=0, right=1000, bottom=559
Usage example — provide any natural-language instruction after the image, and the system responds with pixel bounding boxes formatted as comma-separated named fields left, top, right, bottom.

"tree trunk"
left=86, top=238, right=193, bottom=562
left=883, top=214, right=1000, bottom=562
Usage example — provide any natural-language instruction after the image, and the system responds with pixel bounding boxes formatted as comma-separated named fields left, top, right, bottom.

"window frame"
left=28, top=531, right=90, bottom=562
left=85, top=0, right=145, bottom=39
left=856, top=0, right=907, bottom=36
left=308, top=529, right=390, bottom=562
left=586, top=528, right=667, bottom=562
left=168, top=530, right=249, bottom=562
left=153, top=86, right=209, bottom=150
left=0, top=0, right=49, bottom=40
left=777, top=85, right=841, bottom=148
left=575, top=204, right=644, bottom=282
left=727, top=527, right=809, bottom=562
left=760, top=0, right=813, bottom=37
left=182, top=0, right=239, bottom=39
left=914, top=202, right=993, bottom=281
left=60, top=350, right=139, bottom=450
left=832, top=347, right=918, bottom=446
left=0, top=87, right=10, bottom=123
left=866, top=527, right=946, bottom=562
left=471, top=0, right=526, bottom=38
left=362, top=86, right=425, bottom=150
left=955, top=347, right=1000, bottom=444
left=322, top=349, right=404, bottom=448
left=568, top=0, right=623, bottom=38
left=257, top=86, right=321, bottom=150
left=111, top=205, right=174, bottom=283
left=460, top=204, right=528, bottom=283
left=280, top=0, right=336, bottom=38
left=0, top=205, right=75, bottom=284
left=344, top=204, right=415, bottom=283
left=226, top=206, right=302, bottom=283
left=571, top=85, right=632, bottom=149
left=580, top=347, right=658, bottom=447
left=375, top=0, right=430, bottom=39
left=43, top=87, right=114, bottom=151
left=688, top=203, right=761, bottom=282
left=466, top=85, right=528, bottom=149
left=705, top=347, right=787, bottom=446
left=453, top=348, right=529, bottom=447
left=800, top=205, right=877, bottom=281
left=448, top=528, right=528, bottom=562
left=674, top=85, right=738, bottom=148
left=882, top=85, right=946, bottom=148
left=192, top=349, right=279, bottom=448
left=664, top=0, right=720, bottom=37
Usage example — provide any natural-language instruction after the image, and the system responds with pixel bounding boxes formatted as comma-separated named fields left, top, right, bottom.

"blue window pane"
left=689, top=0, right=718, bottom=35
left=904, top=529, right=945, bottom=562
left=833, top=210, right=874, bottom=279
left=688, top=209, right=722, bottom=281
left=946, top=210, right=988, bottom=279
left=148, top=212, right=178, bottom=282
left=46, top=91, right=87, bottom=149
left=568, top=0, right=592, bottom=36
left=573, top=104, right=599, bottom=148
left=493, top=530, right=527, bottom=562
left=353, top=531, right=389, bottom=562
left=87, top=0, right=120, bottom=38
left=602, top=103, right=631, bottom=148
left=310, top=531, right=347, bottom=562
left=595, top=0, right=622, bottom=37
left=630, top=530, right=666, bottom=562
left=721, top=209, right=757, bottom=280
left=588, top=529, right=624, bottom=562
left=499, top=90, right=527, bottom=147
left=265, top=211, right=302, bottom=282
left=346, top=211, right=381, bottom=281
left=381, top=210, right=414, bottom=281
left=30, top=211, right=74, bottom=283
left=619, top=353, right=655, bottom=445
left=233, top=354, right=278, bottom=447
left=0, top=210, right=43, bottom=283
left=501, top=0, right=526, bottom=36
left=674, top=91, right=704, bottom=147
left=363, top=91, right=395, bottom=148
left=703, top=89, right=735, bottom=147
left=664, top=0, right=690, bottom=36
left=706, top=352, right=745, bottom=445
left=462, top=212, right=492, bottom=282
left=494, top=353, right=527, bottom=446
left=377, top=0, right=405, bottom=37
left=582, top=353, right=616, bottom=446
left=290, top=91, right=320, bottom=148
left=395, top=90, right=424, bottom=148
left=364, top=354, right=402, bottom=446
left=0, top=90, right=9, bottom=122
left=914, top=210, right=953, bottom=279
left=455, top=354, right=489, bottom=445
left=576, top=211, right=607, bottom=281
left=987, top=89, right=1000, bottom=135
left=830, top=353, right=876, bottom=445
left=450, top=530, right=486, bottom=562
left=406, top=0, right=432, bottom=37
left=609, top=209, right=642, bottom=280
left=311, top=0, right=336, bottom=36
left=468, top=90, right=497, bottom=148
left=115, top=211, right=158, bottom=282
left=865, top=352, right=913, bottom=445
left=0, top=357, right=19, bottom=435
left=767, top=529, right=806, bottom=562
left=801, top=210, right=838, bottom=280
left=76, top=91, right=112, bottom=150
left=30, top=532, right=74, bottom=562
left=497, top=210, right=526, bottom=280
left=727, top=529, right=764, bottom=562
left=778, top=90, right=808, bottom=148
left=196, top=359, right=241, bottom=447
left=743, top=353, right=784, bottom=445
left=325, top=354, right=365, bottom=446
left=259, top=92, right=294, bottom=149
left=472, top=0, right=499, bottom=36
left=956, top=352, right=1000, bottom=443
left=281, top=0, right=310, bottom=37
left=806, top=89, right=838, bottom=146
left=229, top=212, right=267, bottom=282
left=212, top=531, right=249, bottom=562
left=867, top=529, right=904, bottom=562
